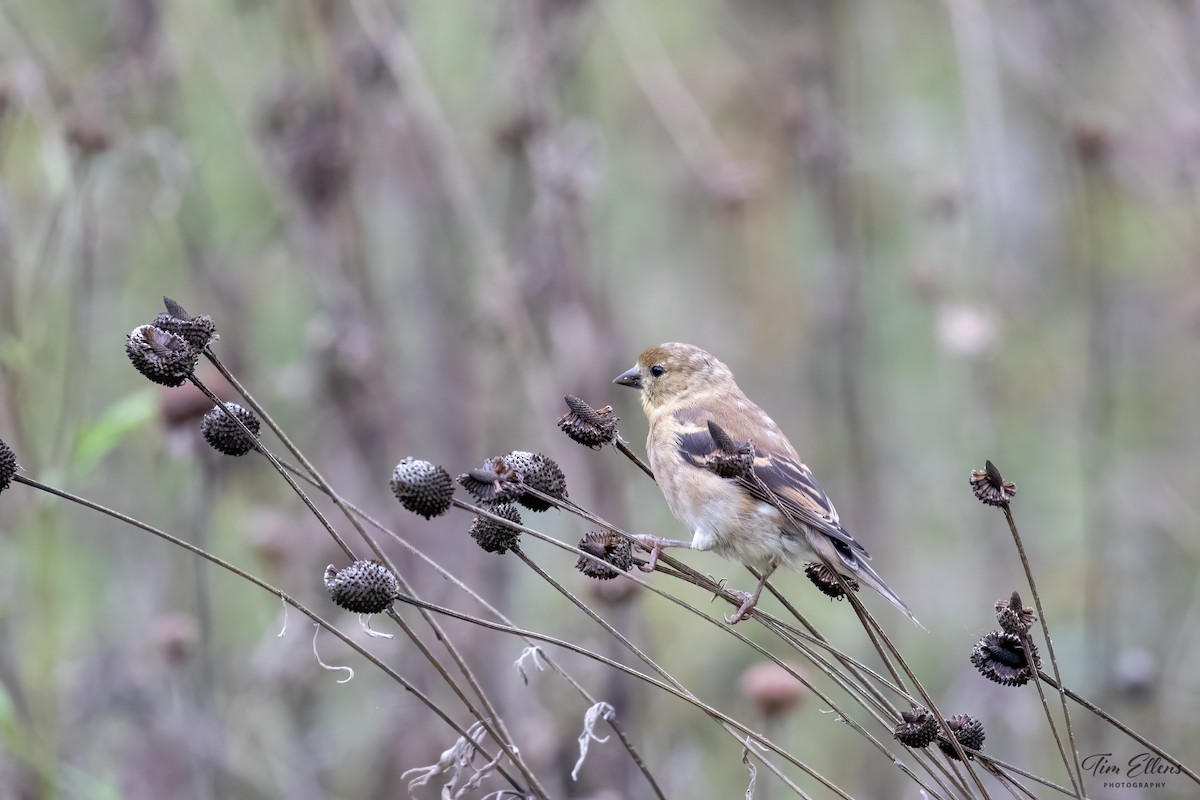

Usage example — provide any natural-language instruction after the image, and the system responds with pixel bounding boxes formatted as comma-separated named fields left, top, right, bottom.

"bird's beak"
left=613, top=365, right=643, bottom=389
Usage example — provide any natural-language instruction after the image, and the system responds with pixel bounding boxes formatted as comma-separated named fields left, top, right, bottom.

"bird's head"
left=613, top=342, right=734, bottom=414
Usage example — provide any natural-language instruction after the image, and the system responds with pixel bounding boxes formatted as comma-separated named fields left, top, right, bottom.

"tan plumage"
left=614, top=342, right=918, bottom=624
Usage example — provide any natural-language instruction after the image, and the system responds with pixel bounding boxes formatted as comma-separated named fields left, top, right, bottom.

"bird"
left=613, top=342, right=918, bottom=625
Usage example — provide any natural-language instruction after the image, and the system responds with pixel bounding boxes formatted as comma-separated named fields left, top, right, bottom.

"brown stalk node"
left=575, top=530, right=634, bottom=580
left=803, top=562, right=859, bottom=599
left=200, top=403, right=261, bottom=456
left=893, top=707, right=938, bottom=749
left=969, top=460, right=1016, bottom=507
left=558, top=395, right=618, bottom=449
left=971, top=630, right=1041, bottom=687
left=469, top=503, right=522, bottom=555
left=937, top=714, right=985, bottom=760
left=324, top=560, right=400, bottom=614
left=390, top=458, right=454, bottom=519
left=995, top=590, right=1036, bottom=635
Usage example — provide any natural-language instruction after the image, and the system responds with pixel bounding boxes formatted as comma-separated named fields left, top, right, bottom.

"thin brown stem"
left=9, top=474, right=526, bottom=795
left=1002, top=504, right=1086, bottom=798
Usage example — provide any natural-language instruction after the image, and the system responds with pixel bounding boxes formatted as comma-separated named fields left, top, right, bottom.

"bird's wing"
left=674, top=407, right=869, bottom=560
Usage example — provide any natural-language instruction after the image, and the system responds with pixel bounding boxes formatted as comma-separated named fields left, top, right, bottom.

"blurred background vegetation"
left=0, top=0, right=1198, bottom=797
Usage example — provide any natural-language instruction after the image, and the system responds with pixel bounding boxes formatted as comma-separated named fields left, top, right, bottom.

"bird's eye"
left=650, top=364, right=666, bottom=377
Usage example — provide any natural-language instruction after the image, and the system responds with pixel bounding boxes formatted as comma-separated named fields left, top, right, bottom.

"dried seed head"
left=995, top=591, right=1036, bottom=634
left=971, top=630, right=1041, bottom=687
left=804, top=562, right=859, bottom=599
left=558, top=395, right=617, bottom=449
left=458, top=457, right=525, bottom=505
left=469, top=503, right=522, bottom=554
left=390, top=458, right=454, bottom=519
left=324, top=560, right=399, bottom=614
left=937, top=714, right=985, bottom=760
left=153, top=296, right=219, bottom=350
left=126, top=325, right=200, bottom=387
left=704, top=421, right=755, bottom=479
left=969, top=460, right=1016, bottom=507
left=893, top=707, right=938, bottom=749
left=200, top=403, right=261, bottom=456
left=0, top=438, right=16, bottom=495
left=739, top=662, right=807, bottom=718
left=503, top=450, right=568, bottom=511
left=575, top=530, right=634, bottom=580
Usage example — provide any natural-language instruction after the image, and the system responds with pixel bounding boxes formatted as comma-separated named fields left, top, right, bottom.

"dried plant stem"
left=8, top=475, right=528, bottom=795
left=1001, top=505, right=1086, bottom=798
left=199, top=360, right=543, bottom=798
left=274, top=459, right=664, bottom=800
left=456, top=494, right=1072, bottom=799
left=512, top=548, right=813, bottom=799
left=1037, top=671, right=1200, bottom=785
left=186, top=377, right=356, bottom=560
left=501, top=498, right=969, bottom=799
left=823, top=563, right=991, bottom=800
left=391, top=589, right=842, bottom=800
left=614, top=436, right=656, bottom=481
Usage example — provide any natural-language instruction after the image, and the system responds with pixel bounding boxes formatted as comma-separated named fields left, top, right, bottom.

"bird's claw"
left=632, top=534, right=664, bottom=572
left=724, top=589, right=758, bottom=624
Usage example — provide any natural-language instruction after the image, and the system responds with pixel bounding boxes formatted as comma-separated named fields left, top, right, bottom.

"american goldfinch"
left=614, top=342, right=917, bottom=624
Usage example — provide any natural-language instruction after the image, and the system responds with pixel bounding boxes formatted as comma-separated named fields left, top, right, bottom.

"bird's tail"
left=805, top=531, right=923, bottom=628
left=851, top=559, right=924, bottom=629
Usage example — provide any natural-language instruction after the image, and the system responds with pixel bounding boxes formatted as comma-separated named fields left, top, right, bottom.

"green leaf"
left=73, top=390, right=158, bottom=473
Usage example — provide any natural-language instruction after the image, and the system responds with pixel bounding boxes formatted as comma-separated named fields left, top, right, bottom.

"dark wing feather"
left=741, top=451, right=869, bottom=559
left=673, top=408, right=869, bottom=559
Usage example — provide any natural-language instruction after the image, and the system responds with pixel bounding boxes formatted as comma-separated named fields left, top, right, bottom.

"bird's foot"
left=632, top=535, right=666, bottom=572
left=725, top=588, right=759, bottom=624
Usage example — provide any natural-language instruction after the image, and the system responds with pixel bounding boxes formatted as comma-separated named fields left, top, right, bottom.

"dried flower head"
left=0, top=438, right=16, bottom=495
left=458, top=457, right=524, bottom=505
left=894, top=707, right=938, bottom=749
left=469, top=503, right=522, bottom=554
left=969, top=460, right=1016, bottom=507
left=126, top=325, right=200, bottom=387
left=558, top=395, right=618, bottom=449
left=971, top=630, right=1041, bottom=687
left=739, top=662, right=807, bottom=718
left=703, top=421, right=755, bottom=479
left=153, top=296, right=219, bottom=350
left=804, top=562, right=859, bottom=599
left=937, top=714, right=985, bottom=760
left=504, top=450, right=568, bottom=512
left=390, top=458, right=454, bottom=519
left=575, top=530, right=634, bottom=580
left=324, top=560, right=399, bottom=614
left=200, top=403, right=261, bottom=456
left=995, top=591, right=1036, bottom=635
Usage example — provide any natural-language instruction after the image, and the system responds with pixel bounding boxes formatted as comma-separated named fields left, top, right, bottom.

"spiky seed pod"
left=324, top=560, right=400, bottom=614
left=469, top=503, right=522, bottom=554
left=390, top=458, right=454, bottom=519
left=704, top=421, right=755, bottom=479
left=971, top=630, right=1041, bottom=687
left=558, top=395, right=618, bottom=449
left=969, top=460, right=1016, bottom=507
left=200, top=403, right=261, bottom=456
left=458, top=457, right=525, bottom=505
left=804, top=562, right=859, bottom=599
left=937, top=714, right=985, bottom=760
left=893, top=707, right=938, bottom=749
left=995, top=591, right=1036, bottom=635
left=153, top=296, right=219, bottom=350
left=503, top=450, right=567, bottom=512
left=575, top=530, right=635, bottom=580
left=0, top=438, right=16, bottom=494
left=126, top=325, right=200, bottom=387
